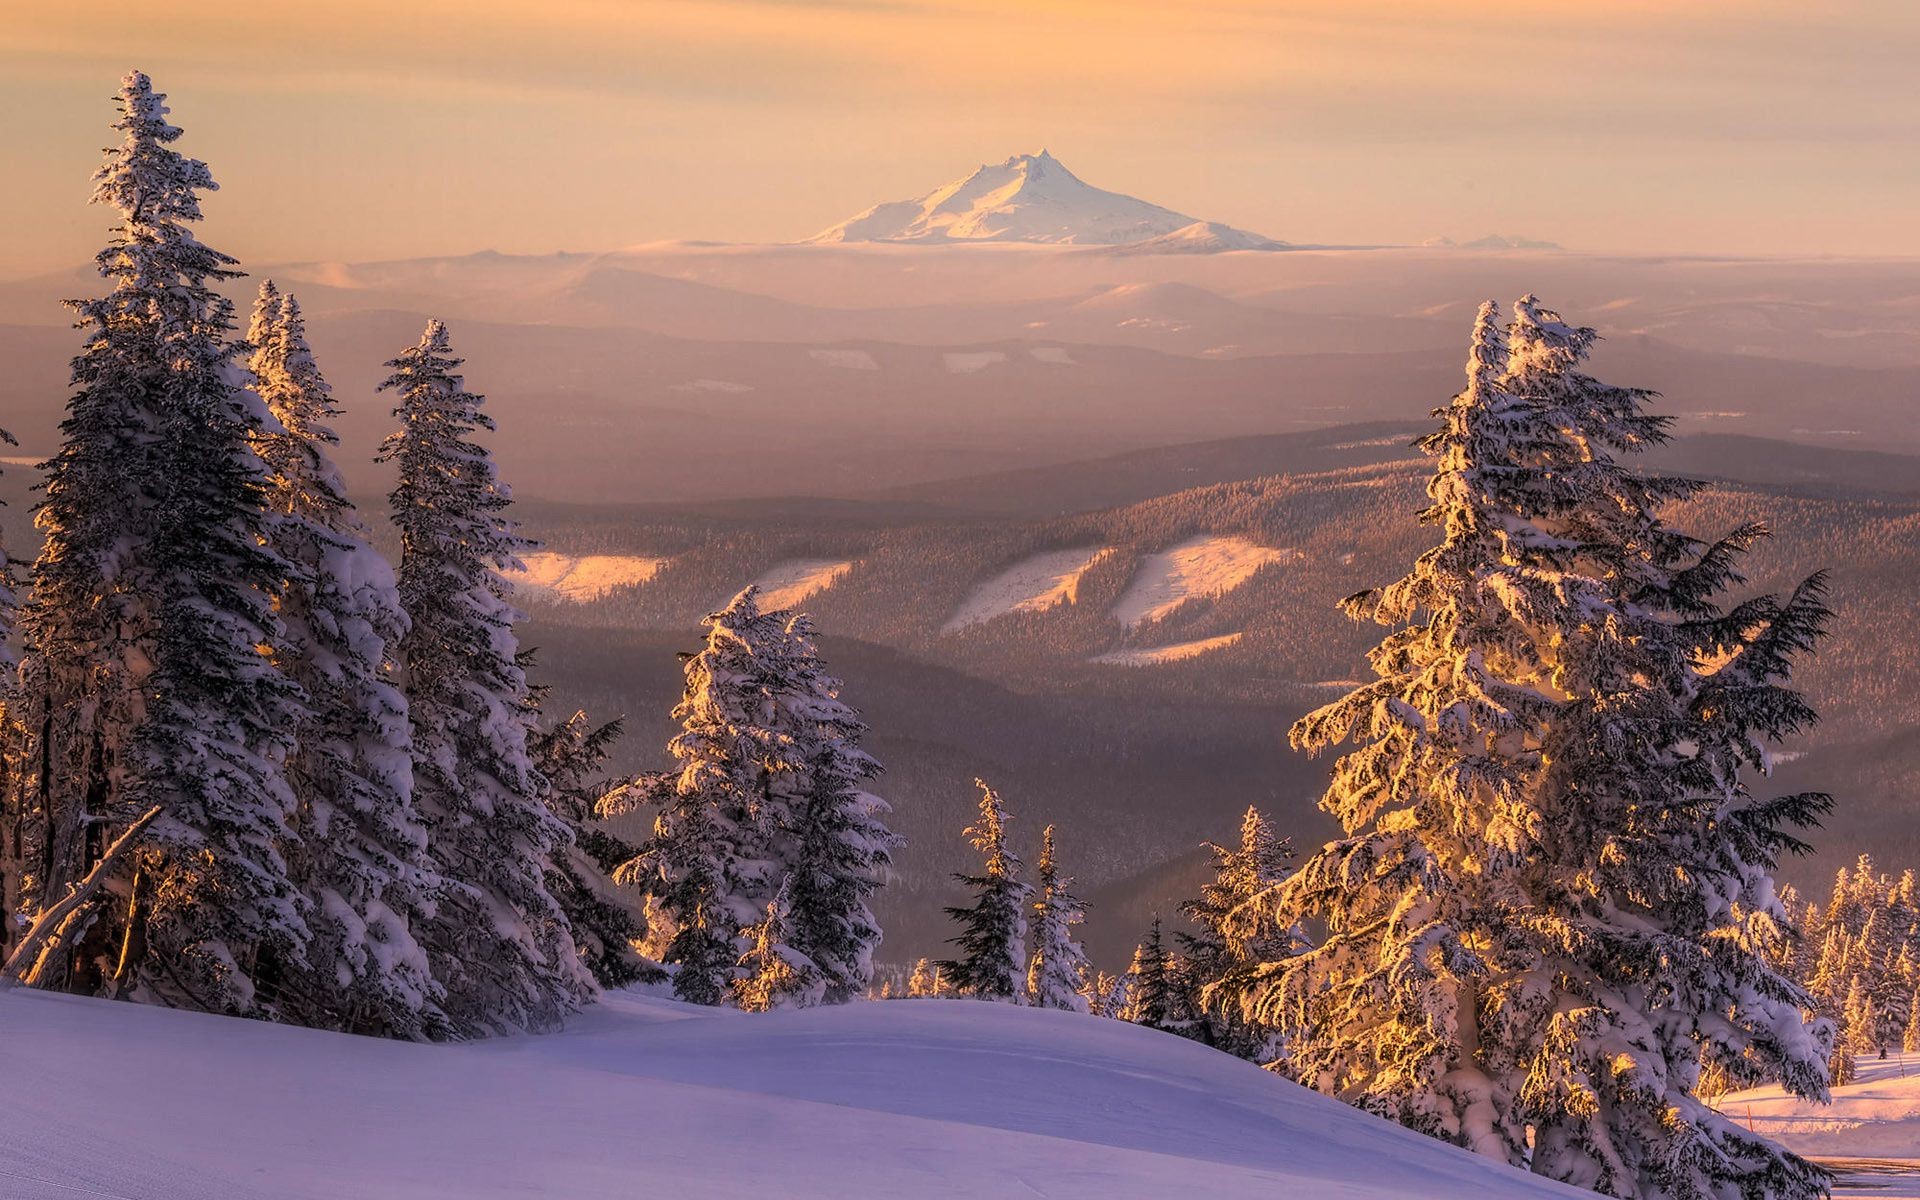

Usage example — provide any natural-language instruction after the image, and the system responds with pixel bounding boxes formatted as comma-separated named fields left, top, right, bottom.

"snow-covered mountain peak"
left=807, top=152, right=1285, bottom=250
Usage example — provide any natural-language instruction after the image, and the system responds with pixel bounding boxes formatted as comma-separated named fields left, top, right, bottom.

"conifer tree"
left=1247, top=298, right=1833, bottom=1199
left=378, top=319, right=590, bottom=1034
left=773, top=613, right=897, bottom=1004
left=247, top=282, right=445, bottom=1038
left=906, top=957, right=942, bottom=998
left=1079, top=966, right=1124, bottom=1018
left=1025, top=824, right=1091, bottom=1012
left=1179, top=806, right=1294, bottom=1059
left=1119, top=917, right=1175, bottom=1029
left=0, top=425, right=21, bottom=960
left=1906, top=992, right=1920, bottom=1055
left=528, top=709, right=655, bottom=989
left=733, top=880, right=818, bottom=1012
left=14, top=72, right=310, bottom=1012
left=939, top=779, right=1028, bottom=1000
left=602, top=590, right=789, bottom=1005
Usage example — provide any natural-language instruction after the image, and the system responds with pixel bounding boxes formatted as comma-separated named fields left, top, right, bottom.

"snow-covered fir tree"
left=1246, top=298, right=1835, bottom=1199
left=603, top=589, right=790, bottom=1006
left=906, top=957, right=940, bottom=998
left=733, top=880, right=819, bottom=1012
left=246, top=281, right=446, bottom=1038
left=772, top=613, right=897, bottom=1004
left=11, top=72, right=310, bottom=1013
left=938, top=779, right=1028, bottom=1001
left=1119, top=917, right=1176, bottom=1030
left=0, top=425, right=21, bottom=961
left=1180, top=806, right=1294, bottom=1060
left=527, top=709, right=655, bottom=988
left=378, top=319, right=591, bottom=1035
left=1025, top=824, right=1091, bottom=1012
left=1078, top=966, right=1124, bottom=1018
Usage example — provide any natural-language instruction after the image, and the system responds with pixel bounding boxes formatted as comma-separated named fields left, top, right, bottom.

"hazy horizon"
left=7, top=1, right=1920, bottom=274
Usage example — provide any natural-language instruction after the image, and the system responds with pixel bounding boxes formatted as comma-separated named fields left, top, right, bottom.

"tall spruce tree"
left=1120, top=917, right=1176, bottom=1029
left=1179, top=806, right=1294, bottom=1060
left=12, top=72, right=310, bottom=1013
left=939, top=779, right=1028, bottom=1000
left=1249, top=298, right=1834, bottom=1199
left=1025, top=824, right=1091, bottom=1012
left=378, top=319, right=590, bottom=1034
left=0, top=426, right=21, bottom=962
left=247, top=283, right=445, bottom=1037
left=527, top=709, right=654, bottom=988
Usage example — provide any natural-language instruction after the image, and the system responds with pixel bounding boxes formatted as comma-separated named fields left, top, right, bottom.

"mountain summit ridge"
left=807, top=151, right=1285, bottom=250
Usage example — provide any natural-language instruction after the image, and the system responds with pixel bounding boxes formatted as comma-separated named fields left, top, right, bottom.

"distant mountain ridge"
left=807, top=150, right=1286, bottom=250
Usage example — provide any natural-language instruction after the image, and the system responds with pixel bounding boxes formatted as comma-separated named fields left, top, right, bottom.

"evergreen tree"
left=1248, top=298, right=1833, bottom=1199
left=1178, top=806, right=1294, bottom=1059
left=733, top=880, right=818, bottom=1012
left=1078, top=966, right=1124, bottom=1018
left=247, top=282, right=445, bottom=1038
left=1906, top=992, right=1920, bottom=1055
left=906, top=957, right=941, bottom=998
left=938, top=779, right=1028, bottom=1000
left=1025, top=824, right=1091, bottom=1012
left=0, top=425, right=21, bottom=961
left=13, top=72, right=313, bottom=1013
left=1119, top=917, right=1175, bottom=1029
left=528, top=709, right=655, bottom=989
left=772, top=613, right=897, bottom=1004
left=603, top=589, right=789, bottom=1006
left=378, top=319, right=590, bottom=1034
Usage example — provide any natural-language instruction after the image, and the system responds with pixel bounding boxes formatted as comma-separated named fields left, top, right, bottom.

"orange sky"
left=5, top=1, right=1918, bottom=271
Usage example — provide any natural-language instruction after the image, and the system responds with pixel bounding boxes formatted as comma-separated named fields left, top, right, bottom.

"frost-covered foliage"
left=1025, top=824, right=1091, bottom=1012
left=1120, top=917, right=1178, bottom=1029
left=604, top=589, right=893, bottom=1007
left=0, top=425, right=21, bottom=955
left=527, top=709, right=656, bottom=989
left=734, top=880, right=820, bottom=1012
left=1181, top=806, right=1294, bottom=1061
left=379, top=320, right=592, bottom=1035
left=1792, top=856, right=1920, bottom=1070
left=11, top=72, right=308, bottom=1013
left=248, top=282, right=446, bottom=1039
left=939, top=780, right=1029, bottom=1001
left=1248, top=298, right=1835, bottom=1199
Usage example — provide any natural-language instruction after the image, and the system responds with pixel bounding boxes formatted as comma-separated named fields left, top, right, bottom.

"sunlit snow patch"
left=943, top=351, right=1007, bottom=374
left=1110, top=535, right=1293, bottom=627
left=743, top=559, right=855, bottom=611
left=809, top=348, right=879, bottom=370
left=944, top=547, right=1112, bottom=632
left=509, top=552, right=667, bottom=603
left=1093, top=632, right=1242, bottom=666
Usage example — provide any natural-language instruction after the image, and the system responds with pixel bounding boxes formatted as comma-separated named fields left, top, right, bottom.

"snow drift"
left=0, top=987, right=1589, bottom=1200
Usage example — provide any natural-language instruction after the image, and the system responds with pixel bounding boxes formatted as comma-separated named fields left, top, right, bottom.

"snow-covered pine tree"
left=601, top=589, right=790, bottom=1006
left=1180, top=806, right=1294, bottom=1060
left=378, top=319, right=591, bottom=1035
left=12, top=73, right=314, bottom=1013
left=1906, top=992, right=1920, bottom=1055
left=246, top=281, right=446, bottom=1038
left=906, top=957, right=940, bottom=998
left=1119, top=917, right=1175, bottom=1029
left=1025, top=824, right=1091, bottom=1012
left=938, top=779, right=1028, bottom=1001
left=0, top=425, right=20, bottom=962
left=772, top=613, right=897, bottom=1004
left=733, top=879, right=819, bottom=1012
left=527, top=709, right=655, bottom=988
left=1246, top=297, right=1834, bottom=1199
left=1078, top=966, right=1124, bottom=1018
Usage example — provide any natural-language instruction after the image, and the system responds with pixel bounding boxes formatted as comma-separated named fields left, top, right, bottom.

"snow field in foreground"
left=507, top=552, right=667, bottom=603
left=0, top=987, right=1590, bottom=1200
left=1109, top=535, right=1293, bottom=627
left=943, top=546, right=1111, bottom=632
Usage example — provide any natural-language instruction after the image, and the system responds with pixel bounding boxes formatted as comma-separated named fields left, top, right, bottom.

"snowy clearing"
left=507, top=552, right=666, bottom=603
left=1110, top=535, right=1293, bottom=627
left=743, top=558, right=854, bottom=611
left=944, top=546, right=1111, bottom=632
left=0, top=987, right=1586, bottom=1200
left=1719, top=1053, right=1920, bottom=1196
left=942, top=350, right=1007, bottom=374
left=1029, top=346, right=1075, bottom=364
left=1094, top=632, right=1243, bottom=666
left=808, top=348, right=879, bottom=370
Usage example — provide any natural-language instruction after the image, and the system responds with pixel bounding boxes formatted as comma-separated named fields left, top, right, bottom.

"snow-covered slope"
left=944, top=546, right=1111, bottom=631
left=508, top=552, right=666, bottom=603
left=1095, top=632, right=1244, bottom=666
left=1111, top=535, right=1293, bottom=626
left=0, top=987, right=1586, bottom=1200
left=742, top=558, right=854, bottom=610
left=1719, top=1052, right=1920, bottom=1193
left=808, top=151, right=1284, bottom=249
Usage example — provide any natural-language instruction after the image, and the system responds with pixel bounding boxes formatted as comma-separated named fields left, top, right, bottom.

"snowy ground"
left=741, top=559, right=854, bottom=611
left=1093, top=632, right=1244, bottom=666
left=508, top=552, right=667, bottom=603
left=1720, top=1052, right=1920, bottom=1196
left=0, top=987, right=1591, bottom=1200
left=944, top=546, right=1110, bottom=631
left=1109, top=535, right=1292, bottom=627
